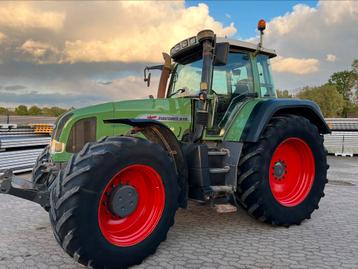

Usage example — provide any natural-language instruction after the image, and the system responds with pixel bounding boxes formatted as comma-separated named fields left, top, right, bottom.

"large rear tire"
left=236, top=115, right=328, bottom=226
left=49, top=136, right=179, bottom=268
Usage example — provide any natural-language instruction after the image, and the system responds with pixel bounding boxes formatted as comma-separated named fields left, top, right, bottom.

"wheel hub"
left=269, top=138, right=315, bottom=207
left=273, top=161, right=286, bottom=179
left=108, top=185, right=138, bottom=218
left=98, top=164, right=165, bottom=246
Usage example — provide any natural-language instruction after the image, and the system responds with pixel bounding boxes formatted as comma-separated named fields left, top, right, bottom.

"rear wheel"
left=49, top=136, right=179, bottom=268
left=236, top=115, right=328, bottom=226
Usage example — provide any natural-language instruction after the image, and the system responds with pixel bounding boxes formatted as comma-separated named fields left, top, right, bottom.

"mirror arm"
left=144, top=64, right=164, bottom=88
left=157, top=53, right=172, bottom=98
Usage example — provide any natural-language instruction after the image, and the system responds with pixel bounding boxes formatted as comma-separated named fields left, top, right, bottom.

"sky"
left=0, top=0, right=357, bottom=108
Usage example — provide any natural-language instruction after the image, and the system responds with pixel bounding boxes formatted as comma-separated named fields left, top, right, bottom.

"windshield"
left=168, top=52, right=254, bottom=98
left=169, top=59, right=203, bottom=97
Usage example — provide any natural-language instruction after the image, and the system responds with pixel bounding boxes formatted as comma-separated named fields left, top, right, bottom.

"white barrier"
left=324, top=118, right=358, bottom=156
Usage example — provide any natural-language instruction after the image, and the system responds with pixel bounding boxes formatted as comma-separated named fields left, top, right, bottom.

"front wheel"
left=49, top=136, right=179, bottom=268
left=236, top=115, right=328, bottom=226
left=32, top=146, right=50, bottom=186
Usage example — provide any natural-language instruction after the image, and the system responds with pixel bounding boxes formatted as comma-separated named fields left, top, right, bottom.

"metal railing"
left=0, top=125, right=51, bottom=174
left=324, top=118, right=358, bottom=156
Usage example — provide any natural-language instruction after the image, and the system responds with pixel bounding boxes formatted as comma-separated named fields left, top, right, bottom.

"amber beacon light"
left=257, top=19, right=266, bottom=32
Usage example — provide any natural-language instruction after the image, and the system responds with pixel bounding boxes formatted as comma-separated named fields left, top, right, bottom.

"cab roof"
left=170, top=35, right=277, bottom=63
left=217, top=37, right=277, bottom=58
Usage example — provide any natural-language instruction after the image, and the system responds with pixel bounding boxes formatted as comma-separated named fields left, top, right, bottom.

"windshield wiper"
left=168, top=87, right=187, bottom=98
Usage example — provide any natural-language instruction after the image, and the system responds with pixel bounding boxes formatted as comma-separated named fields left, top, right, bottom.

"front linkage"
left=0, top=169, right=50, bottom=209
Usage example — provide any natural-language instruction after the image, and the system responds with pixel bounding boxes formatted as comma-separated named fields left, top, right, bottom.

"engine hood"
left=113, top=98, right=190, bottom=120
left=112, top=98, right=192, bottom=138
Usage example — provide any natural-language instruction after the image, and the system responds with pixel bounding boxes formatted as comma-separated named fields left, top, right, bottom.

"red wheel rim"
left=269, top=138, right=315, bottom=207
left=98, top=164, right=165, bottom=246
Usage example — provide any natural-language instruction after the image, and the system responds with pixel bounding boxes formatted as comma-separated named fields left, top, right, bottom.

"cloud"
left=0, top=2, right=236, bottom=64
left=0, top=32, right=6, bottom=43
left=62, top=2, right=236, bottom=63
left=326, top=54, right=337, bottom=62
left=267, top=4, right=316, bottom=36
left=0, top=90, right=107, bottom=108
left=0, top=74, right=159, bottom=108
left=260, top=1, right=358, bottom=90
left=3, top=85, right=27, bottom=91
left=20, top=40, right=61, bottom=63
left=0, top=1, right=237, bottom=107
left=271, top=56, right=320, bottom=75
left=0, top=60, right=161, bottom=108
left=0, top=3, right=65, bottom=31
left=0, top=0, right=357, bottom=106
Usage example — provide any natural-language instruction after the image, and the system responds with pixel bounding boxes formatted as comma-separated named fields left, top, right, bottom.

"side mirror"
left=144, top=64, right=163, bottom=87
left=144, top=67, right=151, bottom=87
left=213, top=42, right=229, bottom=66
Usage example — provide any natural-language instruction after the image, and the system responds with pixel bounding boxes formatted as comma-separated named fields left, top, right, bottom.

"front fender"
left=104, top=118, right=189, bottom=208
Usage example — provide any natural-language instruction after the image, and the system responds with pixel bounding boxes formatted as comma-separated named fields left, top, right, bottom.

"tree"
left=352, top=59, right=358, bottom=72
left=297, top=84, right=344, bottom=117
left=352, top=59, right=358, bottom=102
left=49, top=106, right=67, bottom=117
left=15, top=105, right=28, bottom=115
left=28, top=105, right=42, bottom=115
left=42, top=106, right=67, bottom=117
left=0, top=107, right=9, bottom=115
left=328, top=70, right=356, bottom=101
left=276, top=90, right=292, bottom=98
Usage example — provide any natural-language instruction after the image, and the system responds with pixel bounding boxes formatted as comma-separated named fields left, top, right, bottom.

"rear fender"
left=226, top=99, right=330, bottom=143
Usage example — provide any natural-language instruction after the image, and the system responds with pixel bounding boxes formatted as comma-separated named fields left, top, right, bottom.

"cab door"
left=207, top=51, right=255, bottom=135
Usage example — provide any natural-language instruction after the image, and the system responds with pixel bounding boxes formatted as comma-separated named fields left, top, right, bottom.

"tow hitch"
left=0, top=170, right=50, bottom=209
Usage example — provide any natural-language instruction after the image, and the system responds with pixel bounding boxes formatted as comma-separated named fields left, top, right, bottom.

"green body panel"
left=51, top=98, right=192, bottom=163
left=223, top=99, right=262, bottom=141
left=112, top=98, right=192, bottom=138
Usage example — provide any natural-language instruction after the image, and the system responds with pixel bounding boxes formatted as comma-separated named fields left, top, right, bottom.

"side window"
left=256, top=55, right=275, bottom=97
left=211, top=52, right=254, bottom=96
left=212, top=69, right=229, bottom=95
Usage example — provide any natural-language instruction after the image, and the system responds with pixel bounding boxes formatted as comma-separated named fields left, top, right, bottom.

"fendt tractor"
left=0, top=20, right=329, bottom=268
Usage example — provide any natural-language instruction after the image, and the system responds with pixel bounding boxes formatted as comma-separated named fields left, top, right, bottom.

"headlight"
left=66, top=117, right=97, bottom=153
left=50, top=139, right=65, bottom=153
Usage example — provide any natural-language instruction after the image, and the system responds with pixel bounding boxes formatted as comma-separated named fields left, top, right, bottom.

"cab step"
left=209, top=166, right=230, bottom=174
left=210, top=185, right=233, bottom=193
left=214, top=203, right=237, bottom=213
left=208, top=150, right=228, bottom=156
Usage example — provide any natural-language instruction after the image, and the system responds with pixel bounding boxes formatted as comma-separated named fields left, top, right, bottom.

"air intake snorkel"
left=191, top=30, right=215, bottom=142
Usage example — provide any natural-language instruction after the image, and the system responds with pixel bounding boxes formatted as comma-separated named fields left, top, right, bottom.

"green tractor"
left=0, top=21, right=329, bottom=268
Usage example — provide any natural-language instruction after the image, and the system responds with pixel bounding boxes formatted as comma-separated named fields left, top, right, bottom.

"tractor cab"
left=146, top=24, right=277, bottom=136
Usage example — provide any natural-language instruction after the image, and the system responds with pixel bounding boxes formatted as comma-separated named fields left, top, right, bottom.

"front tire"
left=32, top=146, right=50, bottom=186
left=49, top=136, right=179, bottom=268
left=236, top=115, right=328, bottom=226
